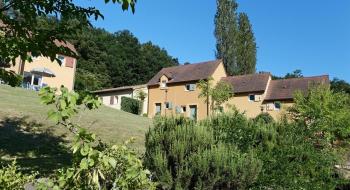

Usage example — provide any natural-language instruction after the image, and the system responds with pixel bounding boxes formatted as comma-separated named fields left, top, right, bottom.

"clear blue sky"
left=76, top=0, right=350, bottom=81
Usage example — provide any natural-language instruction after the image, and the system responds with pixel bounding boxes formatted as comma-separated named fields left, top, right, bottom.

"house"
left=147, top=59, right=329, bottom=120
left=223, top=74, right=329, bottom=119
left=94, top=84, right=148, bottom=115
left=5, top=40, right=78, bottom=91
left=147, top=60, right=226, bottom=120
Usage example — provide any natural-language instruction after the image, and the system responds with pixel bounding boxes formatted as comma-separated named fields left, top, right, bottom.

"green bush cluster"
left=0, top=161, right=36, bottom=190
left=145, top=86, right=350, bottom=189
left=121, top=97, right=142, bottom=115
left=0, top=68, right=23, bottom=87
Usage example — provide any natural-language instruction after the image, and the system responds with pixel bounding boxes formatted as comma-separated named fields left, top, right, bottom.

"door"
left=155, top=103, right=162, bottom=115
left=189, top=105, right=197, bottom=121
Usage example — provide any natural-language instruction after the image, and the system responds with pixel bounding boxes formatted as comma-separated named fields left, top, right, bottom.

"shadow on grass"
left=0, top=116, right=72, bottom=176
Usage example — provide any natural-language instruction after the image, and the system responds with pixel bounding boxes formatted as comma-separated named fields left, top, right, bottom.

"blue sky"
left=76, top=0, right=350, bottom=81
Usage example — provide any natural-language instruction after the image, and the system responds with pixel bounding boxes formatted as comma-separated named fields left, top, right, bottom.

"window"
left=249, top=94, right=255, bottom=101
left=57, top=55, right=65, bottom=66
left=274, top=102, right=281, bottom=110
left=160, top=80, right=167, bottom=88
left=185, top=84, right=196, bottom=91
left=189, top=105, right=197, bottom=121
left=176, top=105, right=186, bottom=114
left=110, top=96, right=114, bottom=105
left=165, top=102, right=173, bottom=109
left=181, top=106, right=186, bottom=113
left=155, top=103, right=162, bottom=115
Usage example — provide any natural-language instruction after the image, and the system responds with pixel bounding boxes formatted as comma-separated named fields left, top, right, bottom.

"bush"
left=146, top=100, right=349, bottom=189
left=121, top=97, right=142, bottom=115
left=145, top=116, right=262, bottom=189
left=0, top=69, right=23, bottom=87
left=0, top=161, right=36, bottom=190
left=253, top=112, right=274, bottom=124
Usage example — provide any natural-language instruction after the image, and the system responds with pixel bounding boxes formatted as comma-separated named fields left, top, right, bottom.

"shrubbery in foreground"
left=145, top=86, right=350, bottom=189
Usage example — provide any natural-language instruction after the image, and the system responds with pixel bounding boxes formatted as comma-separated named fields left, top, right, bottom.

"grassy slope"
left=0, top=85, right=151, bottom=174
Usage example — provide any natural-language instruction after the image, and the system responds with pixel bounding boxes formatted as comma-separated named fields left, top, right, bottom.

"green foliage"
left=211, top=80, right=234, bottom=110
left=146, top=95, right=349, bottom=189
left=68, top=28, right=178, bottom=91
left=331, top=78, right=350, bottom=94
left=0, top=0, right=136, bottom=65
left=254, top=112, right=274, bottom=124
left=145, top=116, right=262, bottom=189
left=215, top=0, right=257, bottom=75
left=289, top=85, right=350, bottom=146
left=214, top=0, right=238, bottom=75
left=0, top=68, right=22, bottom=87
left=198, top=78, right=233, bottom=115
left=236, top=12, right=256, bottom=74
left=136, top=90, right=147, bottom=102
left=121, top=96, right=142, bottom=115
left=0, top=160, right=36, bottom=190
left=38, top=86, right=155, bottom=189
left=272, top=69, right=303, bottom=80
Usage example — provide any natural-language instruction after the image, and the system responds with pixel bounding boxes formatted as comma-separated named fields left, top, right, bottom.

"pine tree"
left=236, top=12, right=257, bottom=74
left=214, top=0, right=238, bottom=76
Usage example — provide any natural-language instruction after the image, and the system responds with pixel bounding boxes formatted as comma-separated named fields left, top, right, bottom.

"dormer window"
left=57, top=55, right=65, bottom=66
left=160, top=80, right=167, bottom=88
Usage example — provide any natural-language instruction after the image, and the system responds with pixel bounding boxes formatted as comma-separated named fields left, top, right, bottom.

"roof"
left=221, top=73, right=271, bottom=94
left=147, top=60, right=222, bottom=86
left=93, top=84, right=147, bottom=94
left=0, top=20, right=77, bottom=55
left=264, top=75, right=329, bottom=101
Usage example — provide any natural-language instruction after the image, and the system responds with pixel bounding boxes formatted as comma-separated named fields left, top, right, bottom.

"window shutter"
left=176, top=106, right=181, bottom=114
left=190, top=84, right=196, bottom=91
left=169, top=102, right=173, bottom=109
left=65, top=57, right=75, bottom=68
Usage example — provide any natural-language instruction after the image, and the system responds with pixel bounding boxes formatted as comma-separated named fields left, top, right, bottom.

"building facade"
left=147, top=60, right=329, bottom=120
left=5, top=41, right=77, bottom=91
left=94, top=84, right=148, bottom=115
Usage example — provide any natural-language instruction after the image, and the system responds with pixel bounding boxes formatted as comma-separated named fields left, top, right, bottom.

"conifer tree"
left=214, top=0, right=238, bottom=75
left=236, top=12, right=257, bottom=74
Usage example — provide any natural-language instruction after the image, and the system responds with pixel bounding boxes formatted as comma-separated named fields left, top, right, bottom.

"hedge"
left=121, top=96, right=142, bottom=115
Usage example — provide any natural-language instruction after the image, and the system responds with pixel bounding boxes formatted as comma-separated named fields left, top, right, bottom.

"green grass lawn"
left=0, top=85, right=151, bottom=175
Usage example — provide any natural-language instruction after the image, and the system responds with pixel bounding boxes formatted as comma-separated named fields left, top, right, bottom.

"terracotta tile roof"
left=264, top=75, right=329, bottom=101
left=221, top=73, right=271, bottom=94
left=93, top=84, right=147, bottom=94
left=147, top=60, right=222, bottom=86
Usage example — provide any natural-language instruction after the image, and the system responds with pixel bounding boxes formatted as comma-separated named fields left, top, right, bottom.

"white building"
left=94, top=84, right=148, bottom=115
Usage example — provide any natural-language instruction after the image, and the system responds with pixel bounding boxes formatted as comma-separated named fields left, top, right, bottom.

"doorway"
left=189, top=105, right=197, bottom=121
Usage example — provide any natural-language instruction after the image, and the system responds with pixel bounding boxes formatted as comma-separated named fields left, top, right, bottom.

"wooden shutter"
left=65, top=56, right=75, bottom=68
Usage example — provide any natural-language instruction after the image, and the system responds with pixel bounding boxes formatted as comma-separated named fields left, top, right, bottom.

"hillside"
left=0, top=85, right=151, bottom=175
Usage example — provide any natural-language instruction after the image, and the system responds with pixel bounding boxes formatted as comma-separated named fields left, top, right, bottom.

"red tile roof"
left=147, top=60, right=222, bottom=86
left=221, top=73, right=271, bottom=94
left=264, top=75, right=329, bottom=101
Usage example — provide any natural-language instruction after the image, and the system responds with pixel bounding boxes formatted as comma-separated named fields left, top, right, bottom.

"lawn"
left=0, top=85, right=151, bottom=175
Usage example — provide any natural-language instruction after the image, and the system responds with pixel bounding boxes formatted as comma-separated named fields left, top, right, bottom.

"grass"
left=0, top=85, right=151, bottom=175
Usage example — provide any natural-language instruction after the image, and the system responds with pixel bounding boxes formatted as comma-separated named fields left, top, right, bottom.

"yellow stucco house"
left=5, top=40, right=77, bottom=91
left=147, top=60, right=329, bottom=120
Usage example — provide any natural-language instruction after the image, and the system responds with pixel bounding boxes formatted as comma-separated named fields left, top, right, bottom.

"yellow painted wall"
left=7, top=55, right=76, bottom=90
left=147, top=62, right=227, bottom=120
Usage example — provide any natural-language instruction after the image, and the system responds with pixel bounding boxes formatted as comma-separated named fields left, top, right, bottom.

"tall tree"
left=214, top=0, right=238, bottom=76
left=236, top=12, right=257, bottom=74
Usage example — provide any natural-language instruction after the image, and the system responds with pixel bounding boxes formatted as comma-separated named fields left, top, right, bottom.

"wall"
left=7, top=55, right=76, bottom=90
left=225, top=92, right=265, bottom=118
left=148, top=82, right=208, bottom=120
left=263, top=100, right=294, bottom=120
left=99, top=89, right=133, bottom=110
left=133, top=86, right=148, bottom=115
left=147, top=62, right=227, bottom=120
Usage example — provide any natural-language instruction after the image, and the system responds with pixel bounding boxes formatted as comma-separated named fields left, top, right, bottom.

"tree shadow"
left=0, top=116, right=72, bottom=176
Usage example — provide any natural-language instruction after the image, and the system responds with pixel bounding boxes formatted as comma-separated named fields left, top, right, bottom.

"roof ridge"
left=272, top=75, right=329, bottom=82
left=222, top=73, right=271, bottom=79
left=163, top=59, right=221, bottom=70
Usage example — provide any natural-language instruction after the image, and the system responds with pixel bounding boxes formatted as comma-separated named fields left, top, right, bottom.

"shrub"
left=37, top=87, right=156, bottom=189
left=0, top=161, right=36, bottom=190
left=121, top=96, right=142, bottom=115
left=0, top=69, right=23, bottom=87
left=145, top=116, right=262, bottom=189
left=253, top=112, right=274, bottom=124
